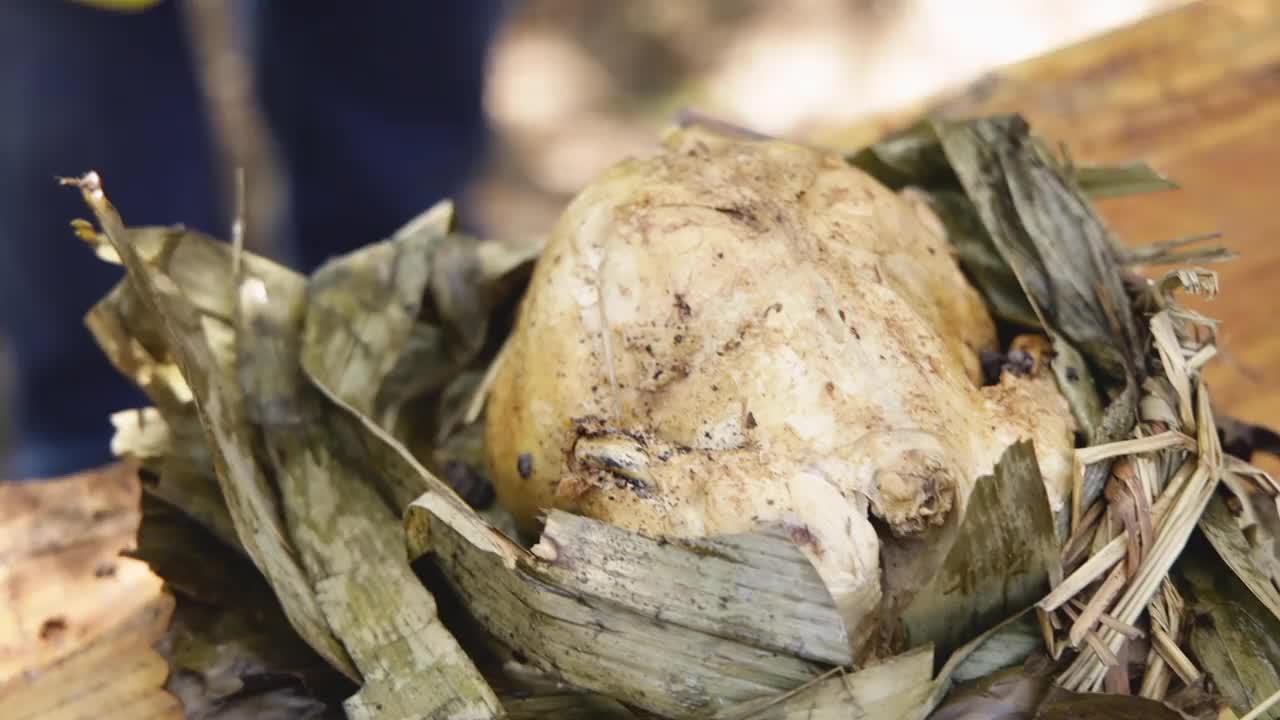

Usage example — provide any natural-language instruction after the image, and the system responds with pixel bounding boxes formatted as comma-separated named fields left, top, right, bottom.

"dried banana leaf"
left=301, top=201, right=451, bottom=420
left=932, top=115, right=1141, bottom=391
left=929, top=663, right=1053, bottom=720
left=894, top=441, right=1061, bottom=661
left=711, top=591, right=1044, bottom=719
left=1120, top=233, right=1233, bottom=268
left=503, top=694, right=641, bottom=720
left=136, top=498, right=342, bottom=718
left=933, top=645, right=1220, bottom=720
left=933, top=672, right=1199, bottom=720
left=429, top=370, right=503, bottom=510
left=298, top=199, right=538, bottom=520
left=302, top=200, right=538, bottom=442
left=1072, top=163, right=1178, bottom=199
left=710, top=613, right=1046, bottom=720
left=918, top=189, right=1039, bottom=329
left=1180, top=536, right=1280, bottom=720
left=110, top=407, right=240, bottom=552
left=531, top=510, right=851, bottom=665
left=87, top=274, right=236, bottom=551
left=905, top=608, right=1047, bottom=719
left=406, top=490, right=841, bottom=718
left=844, top=121, right=955, bottom=190
left=233, top=263, right=502, bottom=718
left=844, top=117, right=1172, bottom=199
left=845, top=119, right=1174, bottom=199
left=711, top=645, right=934, bottom=720
left=71, top=175, right=502, bottom=718
left=945, top=611, right=1044, bottom=687
left=72, top=180, right=358, bottom=679
left=1198, top=488, right=1280, bottom=624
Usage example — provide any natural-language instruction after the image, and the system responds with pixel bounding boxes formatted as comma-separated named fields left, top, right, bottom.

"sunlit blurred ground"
left=472, top=0, right=1185, bottom=239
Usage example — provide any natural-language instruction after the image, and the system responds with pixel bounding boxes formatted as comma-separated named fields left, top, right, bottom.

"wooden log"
left=0, top=462, right=182, bottom=720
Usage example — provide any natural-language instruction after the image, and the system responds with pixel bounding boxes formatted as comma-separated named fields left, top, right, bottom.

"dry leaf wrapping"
left=0, top=464, right=183, bottom=720
left=485, top=125, right=1076, bottom=657
left=58, top=105, right=1280, bottom=719
left=71, top=175, right=502, bottom=719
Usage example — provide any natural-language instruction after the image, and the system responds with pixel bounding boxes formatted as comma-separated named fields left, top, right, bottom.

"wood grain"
left=0, top=462, right=181, bottom=719
left=820, top=0, right=1280, bottom=441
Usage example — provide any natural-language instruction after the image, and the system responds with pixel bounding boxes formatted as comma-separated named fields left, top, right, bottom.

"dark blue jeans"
left=0, top=0, right=503, bottom=478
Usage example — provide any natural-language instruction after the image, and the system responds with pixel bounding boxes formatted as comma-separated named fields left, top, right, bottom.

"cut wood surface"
left=819, top=0, right=1280, bottom=442
left=0, top=462, right=181, bottom=720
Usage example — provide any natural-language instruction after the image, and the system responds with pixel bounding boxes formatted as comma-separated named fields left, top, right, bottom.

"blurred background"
left=8, top=0, right=1280, bottom=476
left=470, top=0, right=1183, bottom=237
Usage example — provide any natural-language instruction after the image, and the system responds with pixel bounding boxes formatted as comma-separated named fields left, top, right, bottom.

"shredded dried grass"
left=1040, top=269, right=1278, bottom=700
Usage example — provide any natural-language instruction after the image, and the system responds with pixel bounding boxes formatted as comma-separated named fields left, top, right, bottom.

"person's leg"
left=253, top=0, right=505, bottom=271
left=0, top=0, right=220, bottom=478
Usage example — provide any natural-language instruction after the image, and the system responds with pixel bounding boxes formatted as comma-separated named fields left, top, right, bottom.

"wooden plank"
left=0, top=463, right=181, bottom=719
